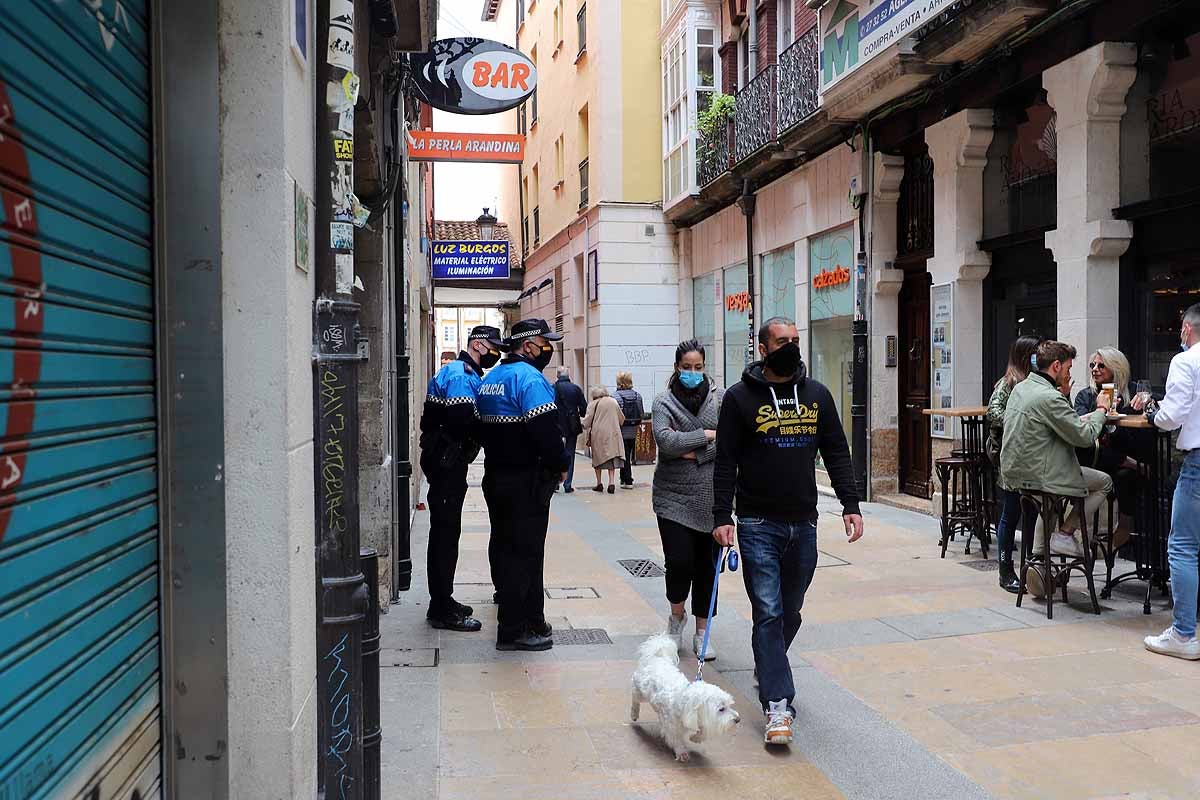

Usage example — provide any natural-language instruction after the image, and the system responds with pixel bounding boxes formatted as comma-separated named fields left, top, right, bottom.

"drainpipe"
left=737, top=179, right=757, bottom=367
left=747, top=0, right=759, bottom=76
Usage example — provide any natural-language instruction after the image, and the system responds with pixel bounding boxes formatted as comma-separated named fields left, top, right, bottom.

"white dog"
left=630, top=633, right=740, bottom=761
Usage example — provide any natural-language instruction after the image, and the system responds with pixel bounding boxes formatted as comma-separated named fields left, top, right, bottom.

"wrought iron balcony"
left=697, top=120, right=734, bottom=189
left=734, top=65, right=777, bottom=164
left=777, top=26, right=820, bottom=133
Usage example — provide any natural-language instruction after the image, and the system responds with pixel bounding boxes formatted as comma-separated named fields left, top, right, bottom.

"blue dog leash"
left=695, top=546, right=737, bottom=683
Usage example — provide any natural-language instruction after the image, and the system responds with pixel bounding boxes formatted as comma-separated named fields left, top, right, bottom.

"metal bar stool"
left=935, top=456, right=988, bottom=558
left=1016, top=491, right=1101, bottom=619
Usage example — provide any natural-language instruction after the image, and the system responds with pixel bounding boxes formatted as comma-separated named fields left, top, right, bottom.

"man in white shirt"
left=1143, top=303, right=1200, bottom=660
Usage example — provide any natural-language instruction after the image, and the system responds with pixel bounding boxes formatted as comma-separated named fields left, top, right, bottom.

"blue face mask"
left=678, top=370, right=705, bottom=389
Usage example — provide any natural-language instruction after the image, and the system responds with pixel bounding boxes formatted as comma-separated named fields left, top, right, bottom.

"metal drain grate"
left=552, top=628, right=612, bottom=646
left=960, top=559, right=1001, bottom=572
left=544, top=586, right=600, bottom=599
left=618, top=559, right=666, bottom=578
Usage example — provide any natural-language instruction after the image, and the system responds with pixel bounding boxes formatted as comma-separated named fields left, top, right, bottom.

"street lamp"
left=476, top=207, right=498, bottom=241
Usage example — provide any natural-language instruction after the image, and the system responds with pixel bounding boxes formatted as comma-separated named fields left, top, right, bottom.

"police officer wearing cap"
left=476, top=318, right=570, bottom=651
left=419, top=324, right=506, bottom=632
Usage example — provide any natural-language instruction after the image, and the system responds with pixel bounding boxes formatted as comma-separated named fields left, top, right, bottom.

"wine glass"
left=1134, top=380, right=1152, bottom=410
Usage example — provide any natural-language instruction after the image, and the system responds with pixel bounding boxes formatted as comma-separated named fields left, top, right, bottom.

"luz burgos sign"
left=432, top=241, right=511, bottom=280
left=820, top=0, right=958, bottom=91
left=409, top=38, right=538, bottom=115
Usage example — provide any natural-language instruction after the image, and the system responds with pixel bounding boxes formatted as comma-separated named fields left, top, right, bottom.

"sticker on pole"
left=328, top=0, right=355, bottom=70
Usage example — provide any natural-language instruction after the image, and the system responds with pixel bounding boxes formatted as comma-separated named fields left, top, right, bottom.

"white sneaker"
left=667, top=612, right=687, bottom=648
left=693, top=633, right=716, bottom=662
left=1049, top=531, right=1084, bottom=558
left=764, top=700, right=794, bottom=745
left=1144, top=626, right=1200, bottom=660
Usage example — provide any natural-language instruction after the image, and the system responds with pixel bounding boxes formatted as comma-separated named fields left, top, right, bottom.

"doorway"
left=982, top=240, right=1057, bottom=387
left=898, top=269, right=932, bottom=498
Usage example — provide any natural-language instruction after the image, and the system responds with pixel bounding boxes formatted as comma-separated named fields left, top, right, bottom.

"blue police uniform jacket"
left=476, top=355, right=569, bottom=472
left=419, top=354, right=483, bottom=458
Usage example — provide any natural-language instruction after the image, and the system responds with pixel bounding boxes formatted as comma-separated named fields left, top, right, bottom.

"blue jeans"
left=737, top=517, right=818, bottom=713
left=1169, top=450, right=1200, bottom=638
left=563, top=435, right=577, bottom=489
left=995, top=489, right=1021, bottom=566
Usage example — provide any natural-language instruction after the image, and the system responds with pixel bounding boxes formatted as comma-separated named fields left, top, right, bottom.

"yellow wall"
left=620, top=0, right=663, bottom=202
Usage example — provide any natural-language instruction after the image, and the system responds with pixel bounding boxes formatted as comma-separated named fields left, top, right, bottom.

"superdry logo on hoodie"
left=754, top=402, right=819, bottom=437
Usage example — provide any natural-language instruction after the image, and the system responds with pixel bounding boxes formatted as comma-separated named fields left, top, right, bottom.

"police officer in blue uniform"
left=419, top=324, right=506, bottom=632
left=476, top=319, right=570, bottom=651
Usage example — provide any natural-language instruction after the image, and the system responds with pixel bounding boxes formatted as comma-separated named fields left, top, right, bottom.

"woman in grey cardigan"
left=652, top=339, right=724, bottom=660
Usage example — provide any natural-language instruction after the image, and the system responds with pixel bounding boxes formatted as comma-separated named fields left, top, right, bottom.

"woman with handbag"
left=651, top=340, right=724, bottom=659
left=986, top=334, right=1044, bottom=593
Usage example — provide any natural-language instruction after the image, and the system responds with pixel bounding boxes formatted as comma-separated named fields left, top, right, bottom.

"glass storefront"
left=760, top=245, right=796, bottom=323
left=808, top=227, right=854, bottom=452
left=723, top=264, right=749, bottom=387
left=693, top=272, right=718, bottom=363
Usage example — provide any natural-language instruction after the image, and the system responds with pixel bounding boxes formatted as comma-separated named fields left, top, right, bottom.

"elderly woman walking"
left=583, top=386, right=626, bottom=493
left=652, top=340, right=724, bottom=660
left=615, top=372, right=646, bottom=488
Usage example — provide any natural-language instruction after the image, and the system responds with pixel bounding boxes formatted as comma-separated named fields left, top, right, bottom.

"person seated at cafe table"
left=1073, top=347, right=1140, bottom=552
left=999, top=341, right=1114, bottom=598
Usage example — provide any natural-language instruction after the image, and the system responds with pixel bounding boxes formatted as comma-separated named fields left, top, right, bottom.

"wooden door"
left=898, top=270, right=932, bottom=498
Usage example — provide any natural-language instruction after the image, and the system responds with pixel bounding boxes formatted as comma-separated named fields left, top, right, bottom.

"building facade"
left=497, top=0, right=680, bottom=393
left=0, top=1, right=437, bottom=797
left=669, top=0, right=1200, bottom=508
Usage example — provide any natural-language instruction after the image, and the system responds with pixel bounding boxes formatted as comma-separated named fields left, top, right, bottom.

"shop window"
left=723, top=264, right=750, bottom=387
left=809, top=227, right=855, bottom=460
left=1147, top=32, right=1200, bottom=198
left=693, top=273, right=718, bottom=361
left=760, top=246, right=796, bottom=323
left=983, top=95, right=1057, bottom=240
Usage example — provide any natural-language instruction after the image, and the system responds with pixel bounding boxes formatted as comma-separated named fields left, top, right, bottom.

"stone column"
left=869, top=152, right=905, bottom=497
left=925, top=109, right=994, bottom=445
left=1044, top=42, right=1137, bottom=370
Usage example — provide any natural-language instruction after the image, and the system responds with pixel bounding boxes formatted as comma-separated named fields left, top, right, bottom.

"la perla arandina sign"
left=409, top=38, right=538, bottom=115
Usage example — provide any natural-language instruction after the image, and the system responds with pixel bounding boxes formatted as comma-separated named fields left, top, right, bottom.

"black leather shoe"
left=530, top=619, right=553, bottom=637
left=998, top=564, right=1020, bottom=594
left=427, top=612, right=483, bottom=632
left=564, top=486, right=575, bottom=494
left=496, top=630, right=553, bottom=651
left=452, top=599, right=474, bottom=617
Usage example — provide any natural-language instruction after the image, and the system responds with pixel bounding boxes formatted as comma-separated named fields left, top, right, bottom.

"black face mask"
left=765, top=341, right=802, bottom=377
left=528, top=343, right=553, bottom=370
left=479, top=349, right=501, bottom=369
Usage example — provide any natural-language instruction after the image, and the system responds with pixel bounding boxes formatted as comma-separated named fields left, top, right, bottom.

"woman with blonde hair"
left=1073, top=346, right=1139, bottom=548
left=583, top=385, right=626, bottom=493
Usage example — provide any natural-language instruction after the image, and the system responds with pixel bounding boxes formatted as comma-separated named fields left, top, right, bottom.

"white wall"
left=219, top=0, right=316, bottom=796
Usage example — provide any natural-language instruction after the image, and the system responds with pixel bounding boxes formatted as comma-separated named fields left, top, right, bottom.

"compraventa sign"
left=409, top=38, right=538, bottom=115
left=820, top=0, right=958, bottom=92
left=432, top=241, right=511, bottom=280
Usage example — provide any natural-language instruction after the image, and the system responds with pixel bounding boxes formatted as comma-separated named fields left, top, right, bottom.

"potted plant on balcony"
left=697, top=92, right=735, bottom=177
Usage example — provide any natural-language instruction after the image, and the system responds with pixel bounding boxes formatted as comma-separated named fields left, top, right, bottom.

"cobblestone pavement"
left=380, top=458, right=1196, bottom=800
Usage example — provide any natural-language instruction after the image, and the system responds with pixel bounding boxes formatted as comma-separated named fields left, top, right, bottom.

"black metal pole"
left=315, top=1, right=367, bottom=797
left=360, top=548, right=382, bottom=800
left=852, top=186, right=869, bottom=500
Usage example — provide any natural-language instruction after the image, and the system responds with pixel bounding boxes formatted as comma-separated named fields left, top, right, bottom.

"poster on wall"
left=930, top=282, right=954, bottom=440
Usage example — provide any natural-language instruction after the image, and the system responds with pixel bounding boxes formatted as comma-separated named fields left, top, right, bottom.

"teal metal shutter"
left=0, top=2, right=160, bottom=799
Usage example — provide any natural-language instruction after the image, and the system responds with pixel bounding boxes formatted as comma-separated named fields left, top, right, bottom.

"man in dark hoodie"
left=712, top=316, right=863, bottom=746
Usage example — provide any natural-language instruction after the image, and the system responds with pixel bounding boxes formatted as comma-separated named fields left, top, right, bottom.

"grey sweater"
left=651, top=380, right=724, bottom=533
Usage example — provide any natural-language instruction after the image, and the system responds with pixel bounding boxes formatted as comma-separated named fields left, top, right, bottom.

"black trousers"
left=482, top=468, right=550, bottom=640
left=657, top=516, right=719, bottom=618
left=426, top=464, right=469, bottom=616
left=621, top=437, right=636, bottom=484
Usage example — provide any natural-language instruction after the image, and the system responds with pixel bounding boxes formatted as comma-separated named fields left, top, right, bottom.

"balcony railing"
left=734, top=64, right=777, bottom=163
left=777, top=26, right=820, bottom=133
left=697, top=120, right=733, bottom=188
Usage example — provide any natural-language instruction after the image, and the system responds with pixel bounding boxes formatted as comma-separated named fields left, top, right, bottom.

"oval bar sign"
left=409, top=38, right=538, bottom=115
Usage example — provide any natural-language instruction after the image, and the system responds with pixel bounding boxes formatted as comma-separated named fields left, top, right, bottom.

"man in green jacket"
left=1000, top=341, right=1113, bottom=595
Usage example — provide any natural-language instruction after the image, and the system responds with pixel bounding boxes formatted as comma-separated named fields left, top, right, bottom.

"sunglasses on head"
left=1089, top=362, right=1106, bottom=370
